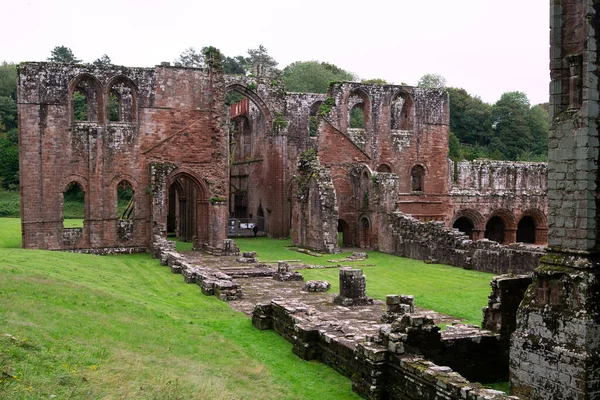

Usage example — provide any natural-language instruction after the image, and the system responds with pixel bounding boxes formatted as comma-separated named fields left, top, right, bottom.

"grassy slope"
left=0, top=219, right=359, bottom=399
left=235, top=237, right=495, bottom=325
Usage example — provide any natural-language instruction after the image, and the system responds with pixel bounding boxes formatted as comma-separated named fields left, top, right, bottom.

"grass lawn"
left=235, top=237, right=495, bottom=325
left=0, top=219, right=360, bottom=399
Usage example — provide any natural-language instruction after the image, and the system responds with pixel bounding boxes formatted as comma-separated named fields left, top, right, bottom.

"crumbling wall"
left=291, top=149, right=339, bottom=253
left=449, top=160, right=548, bottom=244
left=378, top=212, right=543, bottom=274
left=18, top=62, right=229, bottom=251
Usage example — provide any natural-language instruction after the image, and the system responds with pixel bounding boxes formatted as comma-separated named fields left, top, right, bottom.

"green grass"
left=0, top=219, right=360, bottom=399
left=235, top=237, right=495, bottom=325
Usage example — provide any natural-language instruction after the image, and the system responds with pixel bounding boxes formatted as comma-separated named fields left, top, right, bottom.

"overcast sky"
left=3, top=0, right=549, bottom=105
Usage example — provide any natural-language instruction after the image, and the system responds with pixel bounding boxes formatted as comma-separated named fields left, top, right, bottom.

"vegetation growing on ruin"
left=318, top=97, right=336, bottom=117
left=0, top=218, right=359, bottom=400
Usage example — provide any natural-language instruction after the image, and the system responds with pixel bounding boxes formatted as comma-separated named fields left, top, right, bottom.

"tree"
left=417, top=73, right=447, bottom=89
left=0, top=62, right=17, bottom=100
left=490, top=91, right=532, bottom=160
left=282, top=61, right=354, bottom=93
left=247, top=45, right=278, bottom=76
left=47, top=46, right=81, bottom=63
left=223, top=55, right=249, bottom=75
left=174, top=47, right=204, bottom=68
left=527, top=104, right=549, bottom=159
left=93, top=54, right=112, bottom=66
left=446, top=87, right=493, bottom=147
left=362, top=78, right=389, bottom=85
left=0, top=128, right=18, bottom=190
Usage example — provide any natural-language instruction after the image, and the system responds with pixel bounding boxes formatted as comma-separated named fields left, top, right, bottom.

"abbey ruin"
left=16, top=0, right=600, bottom=398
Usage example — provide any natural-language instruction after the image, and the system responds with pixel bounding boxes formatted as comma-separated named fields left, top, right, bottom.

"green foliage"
left=448, top=132, right=461, bottom=160
left=0, top=96, right=17, bottom=132
left=349, top=106, right=365, bottom=129
left=225, top=91, right=246, bottom=106
left=0, top=129, right=18, bottom=190
left=247, top=45, right=278, bottom=76
left=0, top=220, right=359, bottom=399
left=318, top=97, right=336, bottom=117
left=446, top=87, right=493, bottom=147
left=73, top=91, right=87, bottom=121
left=47, top=46, right=81, bottom=63
left=202, top=46, right=222, bottom=69
left=417, top=73, right=447, bottom=89
left=92, top=54, right=111, bottom=66
left=223, top=55, right=249, bottom=75
left=282, top=61, right=354, bottom=93
left=108, top=92, right=119, bottom=121
left=273, top=114, right=288, bottom=133
left=0, top=62, right=17, bottom=99
left=490, top=91, right=533, bottom=160
left=247, top=82, right=257, bottom=91
left=0, top=190, right=20, bottom=217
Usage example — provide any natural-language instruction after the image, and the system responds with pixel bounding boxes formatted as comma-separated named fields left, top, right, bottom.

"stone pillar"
left=510, top=2, right=600, bottom=398
left=333, top=268, right=372, bottom=306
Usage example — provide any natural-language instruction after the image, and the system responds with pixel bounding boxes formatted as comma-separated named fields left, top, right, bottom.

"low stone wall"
left=379, top=212, right=543, bottom=274
left=253, top=298, right=517, bottom=400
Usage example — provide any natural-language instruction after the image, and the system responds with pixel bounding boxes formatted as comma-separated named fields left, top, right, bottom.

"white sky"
left=3, top=0, right=549, bottom=105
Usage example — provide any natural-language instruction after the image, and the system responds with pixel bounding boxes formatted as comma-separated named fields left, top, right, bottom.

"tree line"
left=0, top=46, right=548, bottom=190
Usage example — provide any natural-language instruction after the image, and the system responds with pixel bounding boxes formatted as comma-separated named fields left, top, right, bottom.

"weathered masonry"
left=509, top=1, right=600, bottom=398
left=18, top=57, right=547, bottom=262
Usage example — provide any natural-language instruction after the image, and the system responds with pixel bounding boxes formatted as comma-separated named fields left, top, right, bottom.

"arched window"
left=63, top=182, right=85, bottom=228
left=517, top=216, right=536, bottom=244
left=376, top=164, right=392, bottom=173
left=453, top=217, right=474, bottom=239
left=106, top=77, right=137, bottom=123
left=391, top=92, right=414, bottom=130
left=117, top=180, right=134, bottom=219
left=71, top=75, right=102, bottom=122
left=411, top=165, right=425, bottom=192
left=485, top=216, right=506, bottom=243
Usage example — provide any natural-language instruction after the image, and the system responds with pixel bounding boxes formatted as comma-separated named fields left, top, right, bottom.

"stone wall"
left=253, top=298, right=515, bottom=400
left=449, top=160, right=548, bottom=244
left=378, top=212, right=544, bottom=275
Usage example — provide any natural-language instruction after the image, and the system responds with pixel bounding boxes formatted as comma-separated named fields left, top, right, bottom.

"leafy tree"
left=174, top=47, right=204, bottom=68
left=47, top=46, right=81, bottom=63
left=0, top=129, right=18, bottom=190
left=0, top=62, right=17, bottom=99
left=247, top=45, right=278, bottom=76
left=0, top=96, right=17, bottom=131
left=527, top=104, right=549, bottom=160
left=448, top=132, right=461, bottom=160
left=92, top=54, right=112, bottom=65
left=223, top=55, right=249, bottom=75
left=490, top=91, right=532, bottom=160
left=350, top=107, right=365, bottom=129
left=417, top=73, right=447, bottom=89
left=446, top=87, right=493, bottom=147
left=282, top=61, right=354, bottom=93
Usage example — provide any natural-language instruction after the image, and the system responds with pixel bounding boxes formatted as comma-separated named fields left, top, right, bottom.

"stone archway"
left=166, top=172, right=209, bottom=245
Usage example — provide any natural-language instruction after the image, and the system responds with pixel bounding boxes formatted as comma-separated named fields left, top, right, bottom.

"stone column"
left=510, top=2, right=600, bottom=399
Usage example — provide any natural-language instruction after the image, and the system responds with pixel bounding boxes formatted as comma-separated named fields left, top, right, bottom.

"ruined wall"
left=378, top=212, right=544, bottom=275
left=18, top=62, right=229, bottom=250
left=449, top=160, right=548, bottom=244
left=510, top=1, right=600, bottom=398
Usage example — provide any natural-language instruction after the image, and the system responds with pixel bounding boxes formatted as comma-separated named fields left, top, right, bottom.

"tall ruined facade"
left=18, top=59, right=548, bottom=255
left=510, top=1, right=600, bottom=398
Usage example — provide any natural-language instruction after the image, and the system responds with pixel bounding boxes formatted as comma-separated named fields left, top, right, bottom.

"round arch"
left=485, top=209, right=517, bottom=244
left=452, top=208, right=485, bottom=233
left=376, top=163, right=393, bottom=173
left=517, top=208, right=548, bottom=245
left=390, top=90, right=414, bottom=130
